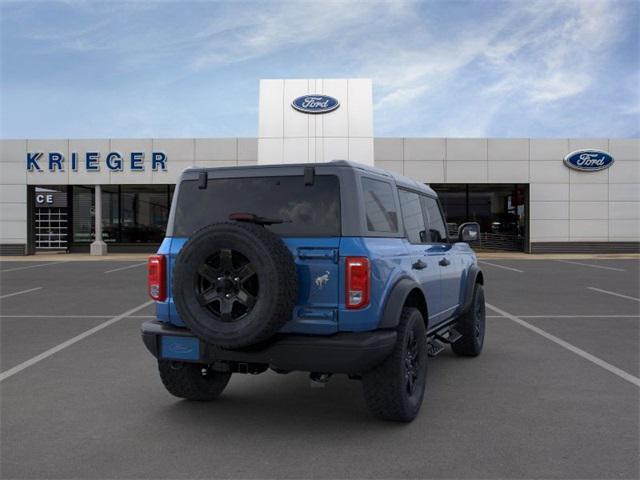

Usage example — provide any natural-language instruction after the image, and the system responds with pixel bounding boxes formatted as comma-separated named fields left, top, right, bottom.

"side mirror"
left=458, top=222, right=480, bottom=242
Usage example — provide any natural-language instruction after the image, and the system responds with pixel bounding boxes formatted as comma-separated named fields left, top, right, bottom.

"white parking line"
left=478, top=261, right=524, bottom=273
left=0, top=300, right=153, bottom=382
left=0, top=261, right=70, bottom=273
left=486, top=302, right=640, bottom=388
left=587, top=287, right=640, bottom=303
left=104, top=262, right=147, bottom=274
left=556, top=260, right=625, bottom=272
left=0, top=287, right=43, bottom=300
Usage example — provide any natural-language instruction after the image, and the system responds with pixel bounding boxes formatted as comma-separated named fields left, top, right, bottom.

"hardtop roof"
left=187, top=160, right=437, bottom=197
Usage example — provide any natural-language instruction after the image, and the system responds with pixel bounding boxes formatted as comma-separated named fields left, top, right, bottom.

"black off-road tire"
left=173, top=222, right=298, bottom=349
left=158, top=360, right=231, bottom=401
left=362, top=308, right=427, bottom=422
left=451, top=283, right=485, bottom=356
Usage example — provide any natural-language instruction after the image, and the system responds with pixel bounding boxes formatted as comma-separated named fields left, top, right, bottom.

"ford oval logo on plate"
left=169, top=343, right=193, bottom=354
left=292, top=95, right=340, bottom=114
left=564, top=149, right=614, bottom=172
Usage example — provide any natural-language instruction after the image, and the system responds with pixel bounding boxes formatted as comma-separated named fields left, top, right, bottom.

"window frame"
left=360, top=176, right=401, bottom=235
left=421, top=194, right=450, bottom=244
left=397, top=187, right=429, bottom=245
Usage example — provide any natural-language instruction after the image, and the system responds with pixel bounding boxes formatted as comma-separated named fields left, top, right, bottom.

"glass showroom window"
left=432, top=184, right=528, bottom=251
left=120, top=186, right=171, bottom=243
left=71, top=185, right=173, bottom=244
left=72, top=186, right=94, bottom=243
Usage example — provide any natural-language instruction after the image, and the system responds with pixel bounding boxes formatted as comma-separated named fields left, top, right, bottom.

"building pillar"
left=90, top=185, right=108, bottom=256
left=26, top=185, right=36, bottom=255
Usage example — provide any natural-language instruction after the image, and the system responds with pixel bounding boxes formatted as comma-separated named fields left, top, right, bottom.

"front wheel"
left=451, top=283, right=485, bottom=356
left=158, top=360, right=231, bottom=401
left=362, top=308, right=427, bottom=422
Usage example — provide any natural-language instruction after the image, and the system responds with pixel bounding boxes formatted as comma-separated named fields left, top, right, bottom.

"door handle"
left=439, top=257, right=450, bottom=267
left=412, top=259, right=427, bottom=270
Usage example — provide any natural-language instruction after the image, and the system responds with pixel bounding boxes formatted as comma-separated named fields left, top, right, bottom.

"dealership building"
left=1, top=79, right=638, bottom=255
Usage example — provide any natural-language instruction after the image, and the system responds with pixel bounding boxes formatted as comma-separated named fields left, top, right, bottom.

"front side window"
left=398, top=189, right=427, bottom=244
left=421, top=196, right=448, bottom=243
left=173, top=175, right=341, bottom=237
left=361, top=177, right=398, bottom=233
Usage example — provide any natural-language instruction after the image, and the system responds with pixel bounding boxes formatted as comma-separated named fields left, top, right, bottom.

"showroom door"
left=34, top=188, right=68, bottom=251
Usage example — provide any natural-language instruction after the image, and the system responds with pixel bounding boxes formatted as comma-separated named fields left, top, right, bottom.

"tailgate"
left=279, top=237, right=341, bottom=335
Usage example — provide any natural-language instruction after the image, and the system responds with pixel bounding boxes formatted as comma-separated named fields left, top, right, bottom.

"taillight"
left=148, top=255, right=166, bottom=301
left=345, top=256, right=370, bottom=309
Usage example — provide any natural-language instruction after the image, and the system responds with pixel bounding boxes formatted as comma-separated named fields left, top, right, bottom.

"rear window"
left=173, top=175, right=341, bottom=237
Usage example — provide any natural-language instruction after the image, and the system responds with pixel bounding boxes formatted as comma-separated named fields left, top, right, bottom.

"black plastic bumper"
left=141, top=320, right=397, bottom=375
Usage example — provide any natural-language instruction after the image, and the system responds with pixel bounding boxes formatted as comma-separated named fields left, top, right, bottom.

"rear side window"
left=361, top=178, right=398, bottom=233
left=421, top=196, right=448, bottom=243
left=173, top=175, right=341, bottom=237
left=398, top=189, right=427, bottom=244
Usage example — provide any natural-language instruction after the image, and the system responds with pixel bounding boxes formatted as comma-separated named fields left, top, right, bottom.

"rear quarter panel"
left=338, top=237, right=416, bottom=331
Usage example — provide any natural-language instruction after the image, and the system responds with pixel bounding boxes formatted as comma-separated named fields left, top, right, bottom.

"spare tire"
left=173, top=222, right=298, bottom=349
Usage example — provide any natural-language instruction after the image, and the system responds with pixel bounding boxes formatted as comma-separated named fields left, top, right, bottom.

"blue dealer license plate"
left=161, top=336, right=200, bottom=361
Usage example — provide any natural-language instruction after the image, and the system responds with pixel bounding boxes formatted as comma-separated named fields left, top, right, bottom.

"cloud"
left=188, top=1, right=414, bottom=71
left=479, top=0, right=624, bottom=102
left=1, top=0, right=637, bottom=138
left=365, top=0, right=633, bottom=136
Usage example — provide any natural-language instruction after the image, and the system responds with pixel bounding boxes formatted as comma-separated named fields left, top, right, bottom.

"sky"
left=1, top=0, right=638, bottom=139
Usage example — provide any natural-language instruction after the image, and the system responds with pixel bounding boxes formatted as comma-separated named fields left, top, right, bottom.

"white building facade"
left=1, top=79, right=638, bottom=254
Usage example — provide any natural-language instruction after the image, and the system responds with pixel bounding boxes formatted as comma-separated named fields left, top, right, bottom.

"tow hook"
left=309, top=372, right=332, bottom=387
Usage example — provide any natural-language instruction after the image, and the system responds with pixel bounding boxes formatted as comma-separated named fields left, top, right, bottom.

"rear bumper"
left=141, top=320, right=397, bottom=375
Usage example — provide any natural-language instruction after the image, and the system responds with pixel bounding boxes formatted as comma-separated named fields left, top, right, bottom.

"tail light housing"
left=345, top=256, right=370, bottom=309
left=148, top=255, right=166, bottom=301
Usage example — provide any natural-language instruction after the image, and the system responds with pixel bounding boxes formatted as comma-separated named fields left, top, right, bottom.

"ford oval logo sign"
left=169, top=343, right=193, bottom=354
left=291, top=95, right=339, bottom=114
left=564, top=149, right=614, bottom=172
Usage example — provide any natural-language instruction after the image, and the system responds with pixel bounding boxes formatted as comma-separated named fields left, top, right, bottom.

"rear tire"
left=451, top=283, right=485, bottom=356
left=362, top=308, right=427, bottom=422
left=158, top=361, right=231, bottom=401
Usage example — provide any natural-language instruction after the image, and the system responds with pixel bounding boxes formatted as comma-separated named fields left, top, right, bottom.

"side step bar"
left=426, top=321, right=462, bottom=358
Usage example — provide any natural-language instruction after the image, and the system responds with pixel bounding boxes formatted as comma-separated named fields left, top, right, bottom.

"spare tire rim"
left=195, top=248, right=259, bottom=322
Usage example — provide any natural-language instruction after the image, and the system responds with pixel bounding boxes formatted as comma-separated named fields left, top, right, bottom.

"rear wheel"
left=452, top=283, right=485, bottom=356
left=362, top=308, right=427, bottom=422
left=158, top=360, right=231, bottom=401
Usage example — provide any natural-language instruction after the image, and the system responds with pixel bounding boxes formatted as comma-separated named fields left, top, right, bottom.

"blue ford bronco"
left=142, top=161, right=485, bottom=422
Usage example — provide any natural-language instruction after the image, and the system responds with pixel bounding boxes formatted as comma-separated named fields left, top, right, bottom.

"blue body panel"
left=155, top=234, right=477, bottom=335
left=337, top=237, right=409, bottom=331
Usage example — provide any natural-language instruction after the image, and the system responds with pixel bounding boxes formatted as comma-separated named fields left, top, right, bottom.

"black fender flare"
left=378, top=277, right=427, bottom=329
left=460, top=264, right=483, bottom=314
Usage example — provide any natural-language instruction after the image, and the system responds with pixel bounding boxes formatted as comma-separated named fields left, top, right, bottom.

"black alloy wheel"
left=172, top=221, right=298, bottom=348
left=195, top=248, right=259, bottom=322
left=474, top=291, right=485, bottom=341
left=362, top=307, right=428, bottom=422
left=404, top=328, right=421, bottom=396
left=451, top=283, right=486, bottom=357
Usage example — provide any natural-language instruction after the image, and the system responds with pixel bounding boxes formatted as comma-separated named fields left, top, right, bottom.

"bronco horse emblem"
left=314, top=271, right=330, bottom=289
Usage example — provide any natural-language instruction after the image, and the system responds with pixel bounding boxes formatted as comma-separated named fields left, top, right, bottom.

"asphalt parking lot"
left=1, top=257, right=638, bottom=479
